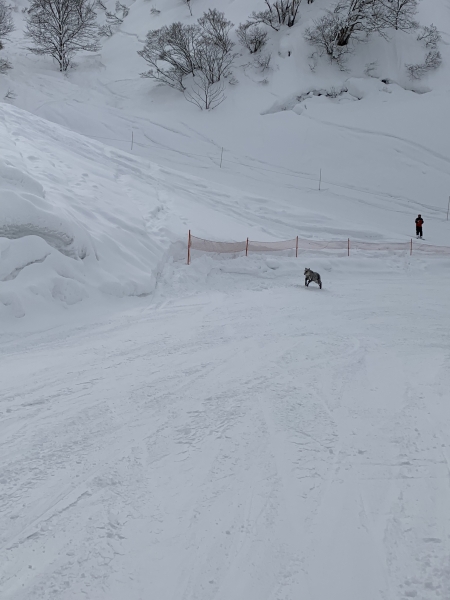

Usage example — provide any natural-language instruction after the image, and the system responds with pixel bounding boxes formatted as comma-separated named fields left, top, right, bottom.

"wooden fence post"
left=296, top=236, right=298, bottom=258
left=245, top=238, right=249, bottom=257
left=348, top=238, right=350, bottom=257
left=187, top=230, right=191, bottom=265
left=410, top=238, right=412, bottom=256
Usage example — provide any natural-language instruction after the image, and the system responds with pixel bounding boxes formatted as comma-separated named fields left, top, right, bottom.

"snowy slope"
left=1, top=0, right=450, bottom=244
left=1, top=0, right=450, bottom=598
left=2, top=252, right=450, bottom=600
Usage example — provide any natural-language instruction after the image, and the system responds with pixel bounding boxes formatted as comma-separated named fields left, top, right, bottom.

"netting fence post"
left=296, top=236, right=298, bottom=258
left=410, top=238, right=412, bottom=256
left=245, top=238, right=249, bottom=256
left=187, top=230, right=191, bottom=265
left=348, top=238, right=350, bottom=257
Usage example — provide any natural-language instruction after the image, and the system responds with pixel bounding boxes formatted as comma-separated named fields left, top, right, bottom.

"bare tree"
left=138, top=22, right=201, bottom=90
left=184, top=74, right=225, bottom=109
left=377, top=0, right=418, bottom=31
left=237, top=22, right=268, bottom=53
left=250, top=0, right=301, bottom=31
left=25, top=0, right=100, bottom=72
left=183, top=0, right=192, bottom=17
left=198, top=8, right=234, bottom=53
left=139, top=10, right=235, bottom=92
left=196, top=35, right=235, bottom=84
left=0, top=0, right=13, bottom=39
left=0, top=0, right=14, bottom=73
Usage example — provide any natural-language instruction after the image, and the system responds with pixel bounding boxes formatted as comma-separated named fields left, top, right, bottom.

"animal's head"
left=304, top=268, right=310, bottom=275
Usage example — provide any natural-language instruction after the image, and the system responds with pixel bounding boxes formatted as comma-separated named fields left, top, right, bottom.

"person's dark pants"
left=416, top=226, right=423, bottom=237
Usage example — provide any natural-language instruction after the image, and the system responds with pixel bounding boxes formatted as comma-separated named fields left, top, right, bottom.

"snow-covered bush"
left=406, top=49, right=441, bottom=79
left=305, top=0, right=422, bottom=65
left=237, top=23, right=268, bottom=53
left=99, top=23, right=114, bottom=37
left=417, top=24, right=441, bottom=48
left=304, top=5, right=357, bottom=66
left=139, top=9, right=235, bottom=96
left=249, top=0, right=301, bottom=31
left=115, top=1, right=128, bottom=17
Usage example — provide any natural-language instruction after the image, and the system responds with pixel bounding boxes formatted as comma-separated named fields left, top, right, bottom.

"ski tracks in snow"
left=1, top=256, right=450, bottom=599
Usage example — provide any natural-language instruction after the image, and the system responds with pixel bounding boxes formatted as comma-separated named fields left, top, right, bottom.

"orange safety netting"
left=187, top=232, right=450, bottom=262
left=190, top=235, right=247, bottom=253
left=248, top=239, right=297, bottom=252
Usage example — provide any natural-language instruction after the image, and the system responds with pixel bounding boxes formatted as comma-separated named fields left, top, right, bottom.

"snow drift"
left=0, top=103, right=177, bottom=323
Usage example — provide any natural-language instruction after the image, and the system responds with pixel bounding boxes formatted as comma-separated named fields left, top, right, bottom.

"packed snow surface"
left=1, top=0, right=450, bottom=597
left=2, top=254, right=450, bottom=599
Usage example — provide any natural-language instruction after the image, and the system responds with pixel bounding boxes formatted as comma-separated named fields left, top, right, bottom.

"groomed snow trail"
left=1, top=255, right=450, bottom=600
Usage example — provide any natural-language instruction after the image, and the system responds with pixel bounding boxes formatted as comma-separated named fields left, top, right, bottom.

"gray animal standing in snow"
left=304, top=268, right=322, bottom=289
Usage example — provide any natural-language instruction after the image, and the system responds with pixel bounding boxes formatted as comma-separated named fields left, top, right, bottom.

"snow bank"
left=0, top=103, right=178, bottom=324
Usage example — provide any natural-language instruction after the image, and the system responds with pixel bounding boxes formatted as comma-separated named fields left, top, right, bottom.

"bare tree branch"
left=25, top=0, right=100, bottom=72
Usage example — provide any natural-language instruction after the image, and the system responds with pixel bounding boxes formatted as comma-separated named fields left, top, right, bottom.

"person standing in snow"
left=415, top=214, right=424, bottom=238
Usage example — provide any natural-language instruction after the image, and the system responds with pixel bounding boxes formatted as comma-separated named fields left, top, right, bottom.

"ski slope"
left=2, top=0, right=450, bottom=597
left=2, top=253, right=450, bottom=599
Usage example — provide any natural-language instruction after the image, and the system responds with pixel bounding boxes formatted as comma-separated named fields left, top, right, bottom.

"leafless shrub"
left=253, top=52, right=271, bottom=70
left=364, top=60, right=378, bottom=76
left=304, top=9, right=352, bottom=65
left=249, top=0, right=301, bottom=31
left=99, top=23, right=113, bottom=37
left=406, top=49, right=441, bottom=79
left=139, top=10, right=236, bottom=93
left=184, top=74, right=225, bottom=110
left=0, top=56, right=11, bottom=73
left=115, top=1, right=129, bottom=17
left=95, top=0, right=106, bottom=10
left=308, top=51, right=318, bottom=71
left=198, top=8, right=234, bottom=53
left=326, top=86, right=339, bottom=98
left=106, top=11, right=123, bottom=25
left=150, top=7, right=160, bottom=15
left=417, top=24, right=441, bottom=48
left=4, top=87, right=16, bottom=98
left=237, top=22, right=268, bottom=53
left=138, top=22, right=200, bottom=90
